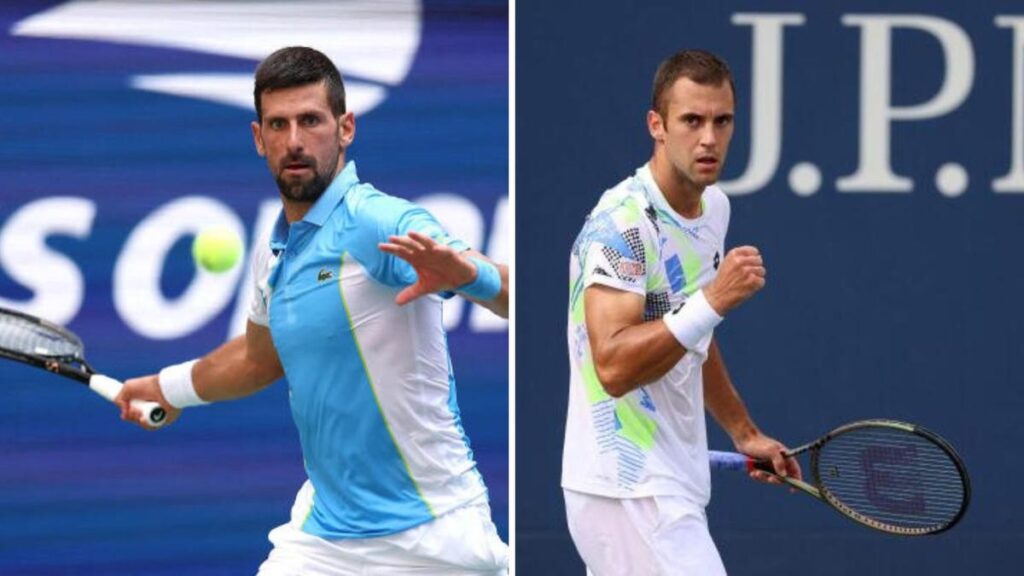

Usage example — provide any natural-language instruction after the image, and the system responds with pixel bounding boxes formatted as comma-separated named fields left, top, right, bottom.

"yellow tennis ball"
left=192, top=227, right=243, bottom=273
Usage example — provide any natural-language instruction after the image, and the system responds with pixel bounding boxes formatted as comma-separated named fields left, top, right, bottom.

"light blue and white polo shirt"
left=248, top=161, right=487, bottom=539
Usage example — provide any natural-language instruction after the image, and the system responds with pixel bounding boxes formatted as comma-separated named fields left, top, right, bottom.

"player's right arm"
left=585, top=285, right=685, bottom=396
left=115, top=323, right=283, bottom=429
left=587, top=246, right=766, bottom=397
left=115, top=227, right=284, bottom=429
left=192, top=320, right=283, bottom=402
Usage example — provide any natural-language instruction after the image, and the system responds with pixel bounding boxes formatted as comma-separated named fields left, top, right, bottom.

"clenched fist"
left=704, top=246, right=765, bottom=315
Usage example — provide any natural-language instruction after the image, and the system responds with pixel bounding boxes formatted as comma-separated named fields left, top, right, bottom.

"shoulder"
left=703, top=184, right=731, bottom=228
left=574, top=173, right=660, bottom=265
left=342, top=183, right=414, bottom=226
left=587, top=174, right=658, bottom=232
left=338, top=183, right=464, bottom=265
left=340, top=183, right=449, bottom=240
left=703, top=185, right=730, bottom=211
left=571, top=175, right=657, bottom=293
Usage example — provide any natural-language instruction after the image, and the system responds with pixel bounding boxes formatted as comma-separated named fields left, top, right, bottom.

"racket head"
left=811, top=419, right=970, bottom=536
left=0, top=307, right=166, bottom=427
left=0, top=307, right=90, bottom=373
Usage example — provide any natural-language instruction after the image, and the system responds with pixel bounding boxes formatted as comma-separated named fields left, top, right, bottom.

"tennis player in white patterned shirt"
left=562, top=49, right=801, bottom=575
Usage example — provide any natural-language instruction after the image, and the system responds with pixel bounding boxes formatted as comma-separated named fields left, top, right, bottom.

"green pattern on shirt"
left=614, top=398, right=656, bottom=450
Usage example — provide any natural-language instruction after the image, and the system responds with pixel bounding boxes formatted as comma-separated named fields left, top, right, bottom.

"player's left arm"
left=703, top=337, right=801, bottom=483
left=379, top=231, right=508, bottom=318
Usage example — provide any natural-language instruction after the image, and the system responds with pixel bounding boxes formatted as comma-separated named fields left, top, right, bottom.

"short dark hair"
left=651, top=49, right=735, bottom=118
left=253, top=46, right=346, bottom=121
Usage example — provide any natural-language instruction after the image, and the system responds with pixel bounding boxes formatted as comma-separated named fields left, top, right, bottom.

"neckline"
left=637, top=163, right=709, bottom=227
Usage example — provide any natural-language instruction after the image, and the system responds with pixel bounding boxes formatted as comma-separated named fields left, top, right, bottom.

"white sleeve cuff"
left=663, top=290, right=723, bottom=357
left=158, top=359, right=207, bottom=409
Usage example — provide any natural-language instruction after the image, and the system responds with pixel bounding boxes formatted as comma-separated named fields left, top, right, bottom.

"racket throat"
left=752, top=459, right=821, bottom=498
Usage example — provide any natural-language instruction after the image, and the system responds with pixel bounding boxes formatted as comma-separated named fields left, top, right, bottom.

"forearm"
left=117, top=323, right=282, bottom=427
left=191, top=329, right=283, bottom=402
left=703, top=338, right=759, bottom=445
left=592, top=320, right=686, bottom=397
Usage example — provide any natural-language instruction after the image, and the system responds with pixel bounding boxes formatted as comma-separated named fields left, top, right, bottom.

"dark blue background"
left=518, top=1, right=1022, bottom=574
left=0, top=1, right=507, bottom=574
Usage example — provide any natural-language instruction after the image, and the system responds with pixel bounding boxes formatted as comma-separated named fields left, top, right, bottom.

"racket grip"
left=88, top=374, right=168, bottom=428
left=709, top=450, right=754, bottom=472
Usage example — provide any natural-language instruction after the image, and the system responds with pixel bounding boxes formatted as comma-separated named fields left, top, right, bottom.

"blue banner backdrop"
left=0, top=1, right=507, bottom=574
left=518, top=1, right=1022, bottom=574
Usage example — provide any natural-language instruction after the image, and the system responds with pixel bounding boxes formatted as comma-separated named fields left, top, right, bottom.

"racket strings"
left=816, top=427, right=966, bottom=532
left=0, top=312, right=83, bottom=359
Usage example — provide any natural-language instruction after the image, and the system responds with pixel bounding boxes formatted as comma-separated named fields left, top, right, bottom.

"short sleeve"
left=352, top=189, right=468, bottom=289
left=574, top=198, right=656, bottom=297
left=247, top=239, right=274, bottom=326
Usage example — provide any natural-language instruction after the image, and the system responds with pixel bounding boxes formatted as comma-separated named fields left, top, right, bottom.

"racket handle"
left=710, top=450, right=783, bottom=474
left=88, top=374, right=168, bottom=428
left=709, top=450, right=754, bottom=472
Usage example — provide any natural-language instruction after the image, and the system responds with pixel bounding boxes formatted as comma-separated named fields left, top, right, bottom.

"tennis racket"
left=0, top=306, right=166, bottom=427
left=710, top=419, right=970, bottom=535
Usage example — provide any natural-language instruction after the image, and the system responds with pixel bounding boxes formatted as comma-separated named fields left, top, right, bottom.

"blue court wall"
left=0, top=1, right=507, bottom=574
left=517, top=1, right=1023, bottom=574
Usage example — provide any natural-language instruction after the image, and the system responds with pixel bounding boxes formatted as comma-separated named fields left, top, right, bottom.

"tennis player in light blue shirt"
left=117, top=47, right=508, bottom=575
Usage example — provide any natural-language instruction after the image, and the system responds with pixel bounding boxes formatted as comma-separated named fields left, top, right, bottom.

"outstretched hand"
left=378, top=231, right=477, bottom=305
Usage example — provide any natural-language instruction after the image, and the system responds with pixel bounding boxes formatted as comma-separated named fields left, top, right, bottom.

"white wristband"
left=158, top=359, right=207, bottom=409
left=663, top=290, right=724, bottom=354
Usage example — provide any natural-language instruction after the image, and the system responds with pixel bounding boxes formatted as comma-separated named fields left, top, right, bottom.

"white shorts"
left=563, top=489, right=726, bottom=576
left=257, top=480, right=508, bottom=575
